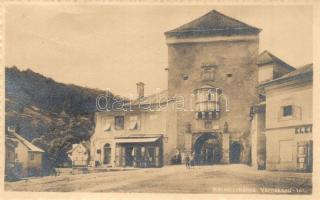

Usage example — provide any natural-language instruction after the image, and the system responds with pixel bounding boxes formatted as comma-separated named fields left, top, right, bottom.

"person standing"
left=190, top=151, right=195, bottom=168
left=185, top=154, right=190, bottom=169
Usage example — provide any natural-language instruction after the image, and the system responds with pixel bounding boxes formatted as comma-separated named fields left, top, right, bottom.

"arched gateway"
left=194, top=133, right=222, bottom=165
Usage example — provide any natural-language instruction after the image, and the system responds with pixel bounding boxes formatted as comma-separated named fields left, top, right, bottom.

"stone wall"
left=166, top=35, right=260, bottom=163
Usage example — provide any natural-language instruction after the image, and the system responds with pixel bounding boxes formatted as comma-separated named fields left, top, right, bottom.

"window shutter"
left=104, top=121, right=111, bottom=131
left=278, top=109, right=282, bottom=122
left=293, top=105, right=302, bottom=120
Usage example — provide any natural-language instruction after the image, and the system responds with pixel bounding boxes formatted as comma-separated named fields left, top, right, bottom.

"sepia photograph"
left=2, top=3, right=316, bottom=196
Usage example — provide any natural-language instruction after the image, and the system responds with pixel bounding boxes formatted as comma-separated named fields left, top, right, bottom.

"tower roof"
left=165, top=10, right=261, bottom=38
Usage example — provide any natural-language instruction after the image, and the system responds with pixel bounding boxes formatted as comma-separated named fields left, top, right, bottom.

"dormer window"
left=201, top=64, right=217, bottom=81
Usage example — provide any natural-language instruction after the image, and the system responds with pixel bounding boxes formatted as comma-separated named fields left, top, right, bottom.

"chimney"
left=136, top=82, right=145, bottom=99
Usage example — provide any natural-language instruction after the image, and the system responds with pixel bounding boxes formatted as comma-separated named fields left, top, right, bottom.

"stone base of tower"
left=221, top=133, right=230, bottom=164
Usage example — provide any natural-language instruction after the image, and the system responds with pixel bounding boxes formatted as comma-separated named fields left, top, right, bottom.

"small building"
left=5, top=129, right=45, bottom=178
left=67, top=141, right=90, bottom=167
left=251, top=50, right=296, bottom=170
left=258, top=64, right=313, bottom=172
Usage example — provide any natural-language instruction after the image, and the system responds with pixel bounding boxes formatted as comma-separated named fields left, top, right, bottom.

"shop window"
left=279, top=140, right=293, bottom=162
left=115, top=116, right=124, bottom=130
left=282, top=105, right=293, bottom=117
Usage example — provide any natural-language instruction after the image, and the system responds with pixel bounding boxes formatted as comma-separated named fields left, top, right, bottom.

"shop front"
left=295, top=125, right=313, bottom=172
left=266, top=124, right=313, bottom=172
left=114, top=136, right=163, bottom=168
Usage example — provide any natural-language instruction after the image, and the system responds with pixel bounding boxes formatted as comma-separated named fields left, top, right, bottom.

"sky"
left=5, top=5, right=313, bottom=97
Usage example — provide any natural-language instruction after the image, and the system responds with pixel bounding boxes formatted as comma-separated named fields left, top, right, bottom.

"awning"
left=115, top=137, right=160, bottom=144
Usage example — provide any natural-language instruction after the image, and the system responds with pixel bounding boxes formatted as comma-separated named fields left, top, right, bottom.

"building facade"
left=251, top=50, right=297, bottom=170
left=259, top=64, right=313, bottom=172
left=68, top=141, right=91, bottom=166
left=91, top=90, right=175, bottom=167
left=165, top=10, right=261, bottom=164
left=5, top=129, right=45, bottom=178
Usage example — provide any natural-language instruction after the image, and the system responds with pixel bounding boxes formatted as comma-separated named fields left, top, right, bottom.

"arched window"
left=194, top=85, right=221, bottom=120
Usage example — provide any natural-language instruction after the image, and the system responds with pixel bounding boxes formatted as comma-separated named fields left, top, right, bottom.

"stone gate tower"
left=165, top=10, right=261, bottom=164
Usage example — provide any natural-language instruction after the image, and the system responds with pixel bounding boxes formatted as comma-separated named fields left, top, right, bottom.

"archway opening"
left=103, top=144, right=111, bottom=165
left=194, top=133, right=222, bottom=165
left=230, top=142, right=241, bottom=163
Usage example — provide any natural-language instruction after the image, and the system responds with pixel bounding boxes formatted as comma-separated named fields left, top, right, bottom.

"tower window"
left=226, top=73, right=232, bottom=78
left=201, top=65, right=217, bottom=81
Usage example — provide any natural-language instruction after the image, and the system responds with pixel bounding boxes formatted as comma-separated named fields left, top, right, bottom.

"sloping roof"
left=259, top=63, right=313, bottom=88
left=125, top=90, right=172, bottom=107
left=68, top=141, right=90, bottom=153
left=257, top=50, right=296, bottom=71
left=82, top=141, right=90, bottom=150
left=165, top=10, right=261, bottom=37
left=7, top=131, right=44, bottom=153
left=276, top=63, right=312, bottom=80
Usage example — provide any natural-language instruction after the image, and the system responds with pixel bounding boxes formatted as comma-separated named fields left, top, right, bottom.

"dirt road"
left=5, top=165, right=312, bottom=194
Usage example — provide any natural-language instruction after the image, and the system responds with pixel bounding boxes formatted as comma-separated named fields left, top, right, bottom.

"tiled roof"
left=276, top=63, right=312, bottom=80
left=7, top=131, right=44, bottom=153
left=259, top=63, right=313, bottom=88
left=165, top=10, right=261, bottom=37
left=125, top=90, right=172, bottom=107
left=257, top=50, right=296, bottom=71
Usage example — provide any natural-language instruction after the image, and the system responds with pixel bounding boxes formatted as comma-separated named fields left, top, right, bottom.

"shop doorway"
left=194, top=133, right=222, bottom=165
left=230, top=142, right=241, bottom=163
left=297, top=141, right=313, bottom=172
left=124, top=145, right=134, bottom=167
